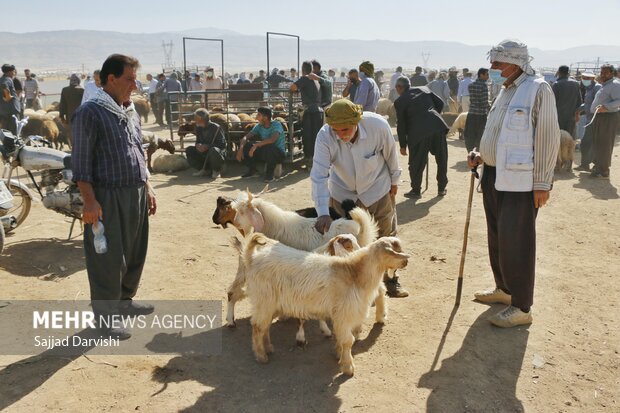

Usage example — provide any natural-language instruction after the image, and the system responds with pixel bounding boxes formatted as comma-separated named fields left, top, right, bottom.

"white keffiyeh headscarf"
left=90, top=88, right=139, bottom=140
left=488, top=39, right=535, bottom=75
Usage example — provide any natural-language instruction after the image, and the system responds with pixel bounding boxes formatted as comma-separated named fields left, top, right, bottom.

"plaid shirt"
left=468, top=79, right=490, bottom=115
left=71, top=101, right=148, bottom=188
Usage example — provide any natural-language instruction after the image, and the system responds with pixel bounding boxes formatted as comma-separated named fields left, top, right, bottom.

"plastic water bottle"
left=92, top=220, right=108, bottom=254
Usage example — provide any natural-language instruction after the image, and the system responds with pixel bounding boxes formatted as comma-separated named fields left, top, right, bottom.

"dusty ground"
left=0, top=120, right=618, bottom=413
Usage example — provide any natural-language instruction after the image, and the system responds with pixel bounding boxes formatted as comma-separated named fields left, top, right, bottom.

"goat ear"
left=248, top=209, right=264, bottom=232
left=246, top=188, right=253, bottom=205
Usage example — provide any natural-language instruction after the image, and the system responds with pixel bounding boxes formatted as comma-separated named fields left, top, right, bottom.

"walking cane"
left=455, top=158, right=479, bottom=306
left=425, top=154, right=429, bottom=192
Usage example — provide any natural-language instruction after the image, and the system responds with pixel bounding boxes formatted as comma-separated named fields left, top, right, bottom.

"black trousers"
left=243, top=143, right=285, bottom=177
left=84, top=185, right=149, bottom=318
left=0, top=115, right=17, bottom=134
left=592, top=112, right=620, bottom=175
left=408, top=132, right=448, bottom=193
left=464, top=113, right=487, bottom=152
left=579, top=124, right=594, bottom=167
left=302, top=110, right=324, bottom=160
left=481, top=165, right=538, bottom=310
left=186, top=146, right=225, bottom=171
left=149, top=94, right=161, bottom=124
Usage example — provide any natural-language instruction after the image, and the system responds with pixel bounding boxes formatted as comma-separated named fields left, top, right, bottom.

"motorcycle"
left=0, top=116, right=83, bottom=245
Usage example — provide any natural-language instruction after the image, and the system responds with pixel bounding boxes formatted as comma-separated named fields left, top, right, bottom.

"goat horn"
left=246, top=187, right=253, bottom=204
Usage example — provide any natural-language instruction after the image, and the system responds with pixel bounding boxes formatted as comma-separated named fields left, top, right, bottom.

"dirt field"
left=0, top=121, right=618, bottom=413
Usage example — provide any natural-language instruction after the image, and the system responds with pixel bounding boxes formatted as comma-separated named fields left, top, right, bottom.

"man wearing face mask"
left=311, top=99, right=408, bottom=298
left=468, top=39, right=560, bottom=328
left=575, top=72, right=601, bottom=171
left=589, top=64, right=620, bottom=179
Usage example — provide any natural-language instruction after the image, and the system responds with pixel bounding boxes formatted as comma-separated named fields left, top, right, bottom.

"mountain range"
left=2, top=27, right=619, bottom=75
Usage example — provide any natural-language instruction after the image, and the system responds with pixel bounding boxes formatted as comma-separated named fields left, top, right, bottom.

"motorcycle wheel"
left=4, top=183, right=32, bottom=231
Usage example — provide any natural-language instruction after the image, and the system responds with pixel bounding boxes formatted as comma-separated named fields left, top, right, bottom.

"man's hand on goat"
left=315, top=215, right=333, bottom=234
left=82, top=199, right=102, bottom=225
left=197, top=143, right=208, bottom=153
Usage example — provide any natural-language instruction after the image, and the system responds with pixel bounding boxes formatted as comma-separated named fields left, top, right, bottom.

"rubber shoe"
left=384, top=277, right=409, bottom=298
left=590, top=171, right=609, bottom=179
left=474, top=288, right=512, bottom=305
left=438, top=188, right=447, bottom=197
left=488, top=306, right=533, bottom=328
left=192, top=169, right=209, bottom=177
left=211, top=171, right=221, bottom=179
left=574, top=165, right=590, bottom=172
left=404, top=190, right=421, bottom=199
left=242, top=169, right=257, bottom=178
left=119, top=300, right=155, bottom=316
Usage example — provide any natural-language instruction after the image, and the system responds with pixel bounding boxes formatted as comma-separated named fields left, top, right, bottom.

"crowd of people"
left=1, top=40, right=618, bottom=336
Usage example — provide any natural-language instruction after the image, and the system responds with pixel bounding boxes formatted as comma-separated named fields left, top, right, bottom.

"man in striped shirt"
left=72, top=54, right=157, bottom=340
left=463, top=68, right=490, bottom=151
left=468, top=40, right=560, bottom=328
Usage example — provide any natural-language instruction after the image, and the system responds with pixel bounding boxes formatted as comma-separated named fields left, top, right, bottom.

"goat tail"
left=243, top=232, right=267, bottom=267
left=349, top=207, right=379, bottom=247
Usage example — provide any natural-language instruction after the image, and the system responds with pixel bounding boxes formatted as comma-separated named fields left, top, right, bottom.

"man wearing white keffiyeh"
left=467, top=39, right=560, bottom=328
left=72, top=54, right=157, bottom=340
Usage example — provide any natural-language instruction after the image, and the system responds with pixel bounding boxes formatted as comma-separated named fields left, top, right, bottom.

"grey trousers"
left=84, top=185, right=149, bottom=318
left=592, top=112, right=620, bottom=175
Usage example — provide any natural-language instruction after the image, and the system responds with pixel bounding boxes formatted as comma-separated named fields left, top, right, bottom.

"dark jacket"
left=394, top=86, right=449, bottom=148
left=196, top=121, right=227, bottom=152
left=316, top=70, right=333, bottom=107
left=552, top=77, right=582, bottom=131
left=59, top=85, right=84, bottom=123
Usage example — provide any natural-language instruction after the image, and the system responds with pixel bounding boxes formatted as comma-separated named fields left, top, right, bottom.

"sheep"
left=142, top=131, right=176, bottom=172
left=448, top=111, right=468, bottom=138
left=45, top=102, right=60, bottom=112
left=556, top=130, right=576, bottom=172
left=21, top=115, right=61, bottom=149
left=132, top=95, right=151, bottom=123
left=151, top=154, right=189, bottom=173
left=376, top=98, right=396, bottom=126
left=222, top=190, right=379, bottom=328
left=241, top=233, right=409, bottom=375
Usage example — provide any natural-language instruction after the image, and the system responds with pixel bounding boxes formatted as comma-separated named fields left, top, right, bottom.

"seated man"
left=236, top=107, right=285, bottom=183
left=185, top=108, right=227, bottom=178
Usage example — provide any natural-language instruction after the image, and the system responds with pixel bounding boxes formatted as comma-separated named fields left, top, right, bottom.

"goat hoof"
left=340, top=363, right=355, bottom=376
left=375, top=317, right=386, bottom=325
left=226, top=320, right=236, bottom=328
left=266, top=344, right=274, bottom=354
left=296, top=339, right=307, bottom=347
left=255, top=353, right=269, bottom=364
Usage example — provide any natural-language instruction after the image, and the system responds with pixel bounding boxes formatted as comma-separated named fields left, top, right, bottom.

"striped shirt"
left=468, top=79, right=490, bottom=115
left=71, top=101, right=148, bottom=188
left=479, top=73, right=559, bottom=191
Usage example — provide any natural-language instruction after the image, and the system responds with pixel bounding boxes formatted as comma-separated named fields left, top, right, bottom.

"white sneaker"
left=474, top=288, right=512, bottom=305
left=488, top=306, right=532, bottom=328
left=211, top=171, right=220, bottom=179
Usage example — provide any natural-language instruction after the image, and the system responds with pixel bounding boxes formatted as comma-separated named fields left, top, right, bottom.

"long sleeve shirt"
left=591, top=78, right=620, bottom=113
left=311, top=112, right=401, bottom=216
left=427, top=79, right=451, bottom=110
left=468, top=79, right=490, bottom=115
left=195, top=121, right=227, bottom=150
left=583, top=83, right=602, bottom=120
left=23, top=78, right=39, bottom=100
left=81, top=81, right=100, bottom=104
left=389, top=71, right=403, bottom=90
left=71, top=101, right=148, bottom=187
left=353, top=73, right=380, bottom=112
left=457, top=77, right=473, bottom=98
left=479, top=73, right=560, bottom=191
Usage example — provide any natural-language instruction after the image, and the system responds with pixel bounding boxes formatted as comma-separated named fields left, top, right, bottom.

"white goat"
left=226, top=189, right=378, bottom=327
left=229, top=233, right=368, bottom=344
left=241, top=233, right=410, bottom=376
left=232, top=189, right=378, bottom=250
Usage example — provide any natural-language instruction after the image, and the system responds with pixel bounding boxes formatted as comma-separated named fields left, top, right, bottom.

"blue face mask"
left=581, top=79, right=592, bottom=87
left=489, top=69, right=507, bottom=85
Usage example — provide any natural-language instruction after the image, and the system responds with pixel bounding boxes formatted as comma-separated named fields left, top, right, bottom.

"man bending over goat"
left=311, top=98, right=408, bottom=298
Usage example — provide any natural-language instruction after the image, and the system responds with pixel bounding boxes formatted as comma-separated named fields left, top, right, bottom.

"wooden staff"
left=455, top=165, right=478, bottom=306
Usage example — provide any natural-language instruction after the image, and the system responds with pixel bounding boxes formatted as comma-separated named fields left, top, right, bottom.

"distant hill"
left=2, top=27, right=619, bottom=75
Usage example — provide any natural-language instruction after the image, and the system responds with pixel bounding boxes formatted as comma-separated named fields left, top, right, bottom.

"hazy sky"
left=7, top=0, right=620, bottom=50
